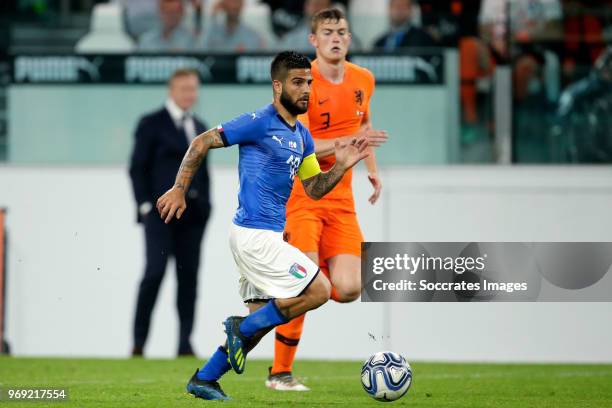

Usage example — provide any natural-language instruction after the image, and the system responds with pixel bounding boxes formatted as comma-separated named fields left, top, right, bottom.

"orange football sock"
left=272, top=313, right=306, bottom=374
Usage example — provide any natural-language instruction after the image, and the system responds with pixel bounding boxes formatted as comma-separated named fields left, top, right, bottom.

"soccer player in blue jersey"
left=156, top=51, right=369, bottom=401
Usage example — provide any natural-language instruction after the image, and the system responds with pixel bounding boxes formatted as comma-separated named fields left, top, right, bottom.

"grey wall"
left=2, top=165, right=612, bottom=362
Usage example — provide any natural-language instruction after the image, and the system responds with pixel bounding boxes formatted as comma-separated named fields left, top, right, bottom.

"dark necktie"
left=179, top=114, right=190, bottom=143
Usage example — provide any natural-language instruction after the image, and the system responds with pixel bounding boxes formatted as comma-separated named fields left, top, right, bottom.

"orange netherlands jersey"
left=288, top=60, right=375, bottom=207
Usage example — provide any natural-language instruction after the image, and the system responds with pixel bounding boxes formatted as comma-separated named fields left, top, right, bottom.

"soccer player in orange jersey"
left=266, top=8, right=388, bottom=391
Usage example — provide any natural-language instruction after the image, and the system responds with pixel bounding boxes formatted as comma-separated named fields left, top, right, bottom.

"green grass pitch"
left=1, top=357, right=611, bottom=407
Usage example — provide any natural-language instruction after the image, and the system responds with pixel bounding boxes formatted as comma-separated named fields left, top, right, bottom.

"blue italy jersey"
left=218, top=104, right=316, bottom=232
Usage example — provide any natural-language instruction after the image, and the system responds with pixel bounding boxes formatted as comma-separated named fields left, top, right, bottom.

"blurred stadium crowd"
left=0, top=0, right=610, bottom=163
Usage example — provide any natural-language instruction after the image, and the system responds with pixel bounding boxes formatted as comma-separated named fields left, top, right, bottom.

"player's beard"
left=280, top=89, right=308, bottom=116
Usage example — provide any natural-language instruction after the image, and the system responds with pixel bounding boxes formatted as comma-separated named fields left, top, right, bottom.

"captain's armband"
left=297, top=153, right=321, bottom=181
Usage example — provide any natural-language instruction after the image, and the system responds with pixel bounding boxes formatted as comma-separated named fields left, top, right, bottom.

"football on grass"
left=361, top=351, right=412, bottom=402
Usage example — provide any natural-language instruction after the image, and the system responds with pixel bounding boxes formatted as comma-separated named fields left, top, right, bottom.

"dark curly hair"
left=270, top=51, right=311, bottom=81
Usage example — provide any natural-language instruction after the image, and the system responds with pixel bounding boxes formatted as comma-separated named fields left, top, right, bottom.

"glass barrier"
left=512, top=43, right=611, bottom=164
left=3, top=51, right=459, bottom=166
left=493, top=2, right=610, bottom=164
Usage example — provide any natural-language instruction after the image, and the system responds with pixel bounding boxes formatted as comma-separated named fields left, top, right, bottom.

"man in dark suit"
left=129, top=68, right=210, bottom=357
left=373, top=0, right=436, bottom=51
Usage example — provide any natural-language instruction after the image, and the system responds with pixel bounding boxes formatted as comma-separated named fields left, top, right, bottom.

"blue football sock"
left=197, top=346, right=231, bottom=381
left=239, top=299, right=288, bottom=338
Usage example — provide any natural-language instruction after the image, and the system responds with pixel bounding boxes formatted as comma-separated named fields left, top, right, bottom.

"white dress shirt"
left=165, top=98, right=197, bottom=143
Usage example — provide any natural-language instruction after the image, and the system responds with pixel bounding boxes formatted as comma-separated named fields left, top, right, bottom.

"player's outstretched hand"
left=156, top=187, right=187, bottom=224
left=334, top=137, right=369, bottom=172
left=356, top=124, right=388, bottom=148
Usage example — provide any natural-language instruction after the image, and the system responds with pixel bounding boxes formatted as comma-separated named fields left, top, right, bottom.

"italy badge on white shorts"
left=230, top=223, right=319, bottom=302
left=289, top=263, right=308, bottom=279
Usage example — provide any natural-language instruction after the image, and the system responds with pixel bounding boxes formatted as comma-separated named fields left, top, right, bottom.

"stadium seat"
left=75, top=3, right=135, bottom=53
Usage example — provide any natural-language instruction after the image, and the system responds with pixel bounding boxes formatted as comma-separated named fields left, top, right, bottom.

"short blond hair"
left=311, top=7, right=347, bottom=34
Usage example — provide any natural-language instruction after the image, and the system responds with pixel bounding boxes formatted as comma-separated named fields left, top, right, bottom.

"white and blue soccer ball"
left=361, top=351, right=412, bottom=402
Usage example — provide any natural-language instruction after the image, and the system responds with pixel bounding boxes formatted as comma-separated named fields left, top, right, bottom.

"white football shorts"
left=229, top=223, right=320, bottom=302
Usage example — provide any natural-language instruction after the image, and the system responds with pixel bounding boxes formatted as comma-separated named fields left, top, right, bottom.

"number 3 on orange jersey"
left=320, top=112, right=330, bottom=129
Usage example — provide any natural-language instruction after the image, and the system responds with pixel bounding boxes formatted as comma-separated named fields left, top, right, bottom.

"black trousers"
left=133, top=207, right=208, bottom=352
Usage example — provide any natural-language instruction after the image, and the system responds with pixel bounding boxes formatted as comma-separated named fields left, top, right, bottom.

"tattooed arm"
left=302, top=137, right=370, bottom=200
left=174, top=128, right=224, bottom=192
left=157, top=128, right=224, bottom=223
left=301, top=164, right=346, bottom=200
